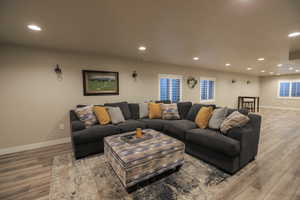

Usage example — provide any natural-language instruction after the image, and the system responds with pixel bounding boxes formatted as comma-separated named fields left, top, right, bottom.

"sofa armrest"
left=226, top=114, right=262, bottom=167
left=71, top=120, right=86, bottom=132
left=69, top=110, right=85, bottom=132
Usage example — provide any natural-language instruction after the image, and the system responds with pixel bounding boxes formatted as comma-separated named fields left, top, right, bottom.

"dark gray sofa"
left=70, top=101, right=261, bottom=174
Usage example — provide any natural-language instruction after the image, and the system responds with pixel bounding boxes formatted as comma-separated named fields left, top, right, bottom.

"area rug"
left=49, top=153, right=230, bottom=200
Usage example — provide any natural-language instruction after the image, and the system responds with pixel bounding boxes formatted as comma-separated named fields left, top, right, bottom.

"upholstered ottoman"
left=104, top=129, right=185, bottom=188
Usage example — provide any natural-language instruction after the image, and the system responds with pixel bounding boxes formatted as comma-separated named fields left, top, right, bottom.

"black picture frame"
left=82, top=70, right=119, bottom=96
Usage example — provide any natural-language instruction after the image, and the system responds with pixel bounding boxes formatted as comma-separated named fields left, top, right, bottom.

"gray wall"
left=0, top=44, right=260, bottom=149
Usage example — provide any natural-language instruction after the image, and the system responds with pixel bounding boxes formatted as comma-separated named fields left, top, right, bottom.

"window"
left=278, top=80, right=300, bottom=98
left=159, top=74, right=182, bottom=102
left=200, top=77, right=215, bottom=101
left=291, top=82, right=300, bottom=97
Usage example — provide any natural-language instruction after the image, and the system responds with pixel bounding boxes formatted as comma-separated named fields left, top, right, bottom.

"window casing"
left=158, top=74, right=182, bottom=103
left=200, top=77, right=216, bottom=102
left=278, top=80, right=300, bottom=98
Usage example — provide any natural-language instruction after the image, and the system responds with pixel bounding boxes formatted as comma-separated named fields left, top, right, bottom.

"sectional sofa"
left=69, top=101, right=261, bottom=174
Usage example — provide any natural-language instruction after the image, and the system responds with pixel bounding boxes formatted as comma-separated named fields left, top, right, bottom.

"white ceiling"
left=1, top=0, right=300, bottom=76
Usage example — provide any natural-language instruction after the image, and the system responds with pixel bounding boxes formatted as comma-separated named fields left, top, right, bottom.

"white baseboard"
left=260, top=105, right=300, bottom=111
left=0, top=137, right=71, bottom=156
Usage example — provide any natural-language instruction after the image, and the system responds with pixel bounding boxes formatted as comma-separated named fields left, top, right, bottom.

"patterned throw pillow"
left=160, top=104, right=180, bottom=120
left=74, top=105, right=97, bottom=128
left=220, top=111, right=250, bottom=134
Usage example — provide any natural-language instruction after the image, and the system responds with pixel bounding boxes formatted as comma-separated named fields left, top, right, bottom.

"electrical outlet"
left=59, top=123, right=65, bottom=130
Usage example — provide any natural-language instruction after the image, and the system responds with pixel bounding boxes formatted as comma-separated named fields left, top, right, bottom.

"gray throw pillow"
left=220, top=111, right=250, bottom=134
left=139, top=103, right=148, bottom=118
left=107, top=107, right=125, bottom=124
left=208, top=107, right=228, bottom=129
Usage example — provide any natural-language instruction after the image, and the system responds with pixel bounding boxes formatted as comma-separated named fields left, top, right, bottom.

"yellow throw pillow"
left=195, top=106, right=213, bottom=129
left=148, top=103, right=162, bottom=119
left=93, top=106, right=111, bottom=125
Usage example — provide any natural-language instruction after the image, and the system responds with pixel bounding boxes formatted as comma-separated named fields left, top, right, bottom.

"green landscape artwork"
left=83, top=70, right=119, bottom=95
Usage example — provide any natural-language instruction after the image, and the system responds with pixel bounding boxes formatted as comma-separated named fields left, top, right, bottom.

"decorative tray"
left=120, top=132, right=153, bottom=144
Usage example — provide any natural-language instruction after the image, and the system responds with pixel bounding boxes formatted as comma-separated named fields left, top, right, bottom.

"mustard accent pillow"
left=195, top=106, right=213, bottom=129
left=93, top=106, right=111, bottom=125
left=148, top=103, right=162, bottom=119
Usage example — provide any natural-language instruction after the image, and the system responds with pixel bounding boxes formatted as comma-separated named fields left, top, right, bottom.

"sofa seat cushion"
left=117, top=120, right=147, bottom=132
left=185, top=129, right=240, bottom=157
left=140, top=119, right=172, bottom=131
left=73, top=125, right=120, bottom=145
left=164, top=120, right=197, bottom=140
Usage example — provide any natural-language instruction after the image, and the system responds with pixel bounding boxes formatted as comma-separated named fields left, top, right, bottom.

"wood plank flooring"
left=0, top=108, right=299, bottom=200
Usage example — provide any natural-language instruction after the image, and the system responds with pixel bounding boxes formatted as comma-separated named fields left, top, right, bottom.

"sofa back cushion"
left=195, top=106, right=214, bottom=128
left=186, top=104, right=216, bottom=121
left=177, top=102, right=192, bottom=119
left=104, top=101, right=131, bottom=120
left=93, top=106, right=111, bottom=125
left=107, top=107, right=125, bottom=124
left=148, top=103, right=162, bottom=119
left=208, top=107, right=228, bottom=129
left=155, top=100, right=171, bottom=104
left=161, top=104, right=180, bottom=120
left=128, top=103, right=140, bottom=120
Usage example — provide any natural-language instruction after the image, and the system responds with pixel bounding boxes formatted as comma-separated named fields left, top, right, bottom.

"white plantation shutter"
left=278, top=80, right=300, bottom=98
left=291, top=82, right=300, bottom=97
left=200, top=77, right=215, bottom=101
left=159, top=74, right=182, bottom=102
left=279, top=82, right=290, bottom=97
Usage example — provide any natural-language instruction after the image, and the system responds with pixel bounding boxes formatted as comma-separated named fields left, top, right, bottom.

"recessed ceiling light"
left=288, top=32, right=300, bottom=38
left=225, top=63, right=231, bottom=66
left=138, top=46, right=146, bottom=51
left=193, top=57, right=199, bottom=60
left=261, top=70, right=266, bottom=73
left=257, top=58, right=265, bottom=61
left=247, top=67, right=252, bottom=71
left=277, top=64, right=282, bottom=67
left=296, top=70, right=300, bottom=72
left=289, top=67, right=294, bottom=70
left=27, top=24, right=42, bottom=31
left=269, top=72, right=274, bottom=74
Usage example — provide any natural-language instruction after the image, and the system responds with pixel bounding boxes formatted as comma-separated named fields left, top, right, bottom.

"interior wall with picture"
left=0, top=44, right=259, bottom=149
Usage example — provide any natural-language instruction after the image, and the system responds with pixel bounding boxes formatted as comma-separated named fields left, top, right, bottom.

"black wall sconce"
left=54, top=64, right=63, bottom=81
left=54, top=64, right=62, bottom=75
left=132, top=71, right=138, bottom=80
left=231, top=79, right=236, bottom=83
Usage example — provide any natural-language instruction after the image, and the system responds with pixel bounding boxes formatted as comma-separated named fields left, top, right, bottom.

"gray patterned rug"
left=49, top=153, right=230, bottom=200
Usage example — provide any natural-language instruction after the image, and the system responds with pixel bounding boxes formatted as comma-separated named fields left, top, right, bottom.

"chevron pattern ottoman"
left=104, top=129, right=185, bottom=189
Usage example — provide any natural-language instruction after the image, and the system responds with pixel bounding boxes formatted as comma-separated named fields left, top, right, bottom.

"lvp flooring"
left=0, top=108, right=300, bottom=200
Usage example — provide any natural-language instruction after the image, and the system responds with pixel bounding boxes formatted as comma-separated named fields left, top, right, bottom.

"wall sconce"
left=231, top=79, right=236, bottom=83
left=132, top=71, right=138, bottom=80
left=246, top=80, right=251, bottom=84
left=54, top=64, right=63, bottom=81
left=54, top=64, right=62, bottom=75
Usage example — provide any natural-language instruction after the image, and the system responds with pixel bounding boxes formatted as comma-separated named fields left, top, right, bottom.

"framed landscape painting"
left=82, top=70, right=119, bottom=96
